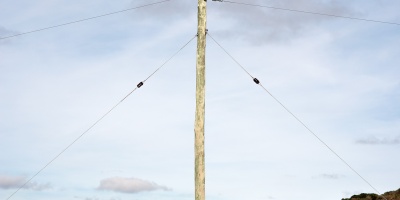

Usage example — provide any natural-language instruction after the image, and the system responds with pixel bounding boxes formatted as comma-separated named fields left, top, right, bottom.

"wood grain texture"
left=195, top=0, right=207, bottom=200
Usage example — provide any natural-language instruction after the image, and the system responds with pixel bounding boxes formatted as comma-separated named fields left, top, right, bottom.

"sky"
left=0, top=0, right=399, bottom=200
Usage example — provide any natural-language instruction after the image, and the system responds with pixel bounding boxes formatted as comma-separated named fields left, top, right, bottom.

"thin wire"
left=5, top=34, right=197, bottom=200
left=143, top=35, right=197, bottom=82
left=257, top=84, right=387, bottom=200
left=207, top=33, right=254, bottom=79
left=5, top=91, right=132, bottom=200
left=207, top=32, right=388, bottom=200
left=0, top=0, right=172, bottom=40
left=219, top=0, right=400, bottom=26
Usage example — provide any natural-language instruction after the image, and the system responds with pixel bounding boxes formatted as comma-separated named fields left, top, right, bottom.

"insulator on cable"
left=253, top=78, right=260, bottom=84
left=137, top=82, right=144, bottom=88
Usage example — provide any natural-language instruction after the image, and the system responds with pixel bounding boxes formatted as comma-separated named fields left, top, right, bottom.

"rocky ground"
left=342, top=188, right=400, bottom=200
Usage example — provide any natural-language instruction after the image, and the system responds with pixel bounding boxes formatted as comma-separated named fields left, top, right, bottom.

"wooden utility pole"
left=195, top=0, right=207, bottom=200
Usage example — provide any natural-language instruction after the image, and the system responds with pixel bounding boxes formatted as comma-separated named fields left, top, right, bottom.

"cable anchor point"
left=198, top=29, right=208, bottom=36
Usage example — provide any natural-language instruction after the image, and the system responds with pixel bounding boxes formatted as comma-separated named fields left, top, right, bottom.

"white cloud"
left=210, top=0, right=356, bottom=43
left=0, top=175, right=25, bottom=189
left=356, top=136, right=400, bottom=145
left=74, top=196, right=121, bottom=200
left=129, top=0, right=356, bottom=43
left=0, top=175, right=51, bottom=191
left=0, top=0, right=399, bottom=200
left=313, top=173, right=345, bottom=180
left=97, top=177, right=170, bottom=193
left=131, top=0, right=194, bottom=20
left=0, top=26, right=18, bottom=45
left=0, top=26, right=16, bottom=37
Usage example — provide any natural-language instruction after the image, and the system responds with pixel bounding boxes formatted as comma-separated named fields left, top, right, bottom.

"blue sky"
left=1, top=0, right=399, bottom=200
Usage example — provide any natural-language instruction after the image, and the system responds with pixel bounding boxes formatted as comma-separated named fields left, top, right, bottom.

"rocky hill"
left=342, top=188, right=400, bottom=200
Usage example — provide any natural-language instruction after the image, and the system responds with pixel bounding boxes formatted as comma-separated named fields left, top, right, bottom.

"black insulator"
left=137, top=82, right=144, bottom=88
left=253, top=78, right=260, bottom=84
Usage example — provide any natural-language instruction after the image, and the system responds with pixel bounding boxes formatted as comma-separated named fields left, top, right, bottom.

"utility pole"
left=195, top=0, right=207, bottom=200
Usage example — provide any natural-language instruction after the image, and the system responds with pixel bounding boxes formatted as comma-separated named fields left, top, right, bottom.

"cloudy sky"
left=1, top=0, right=399, bottom=200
